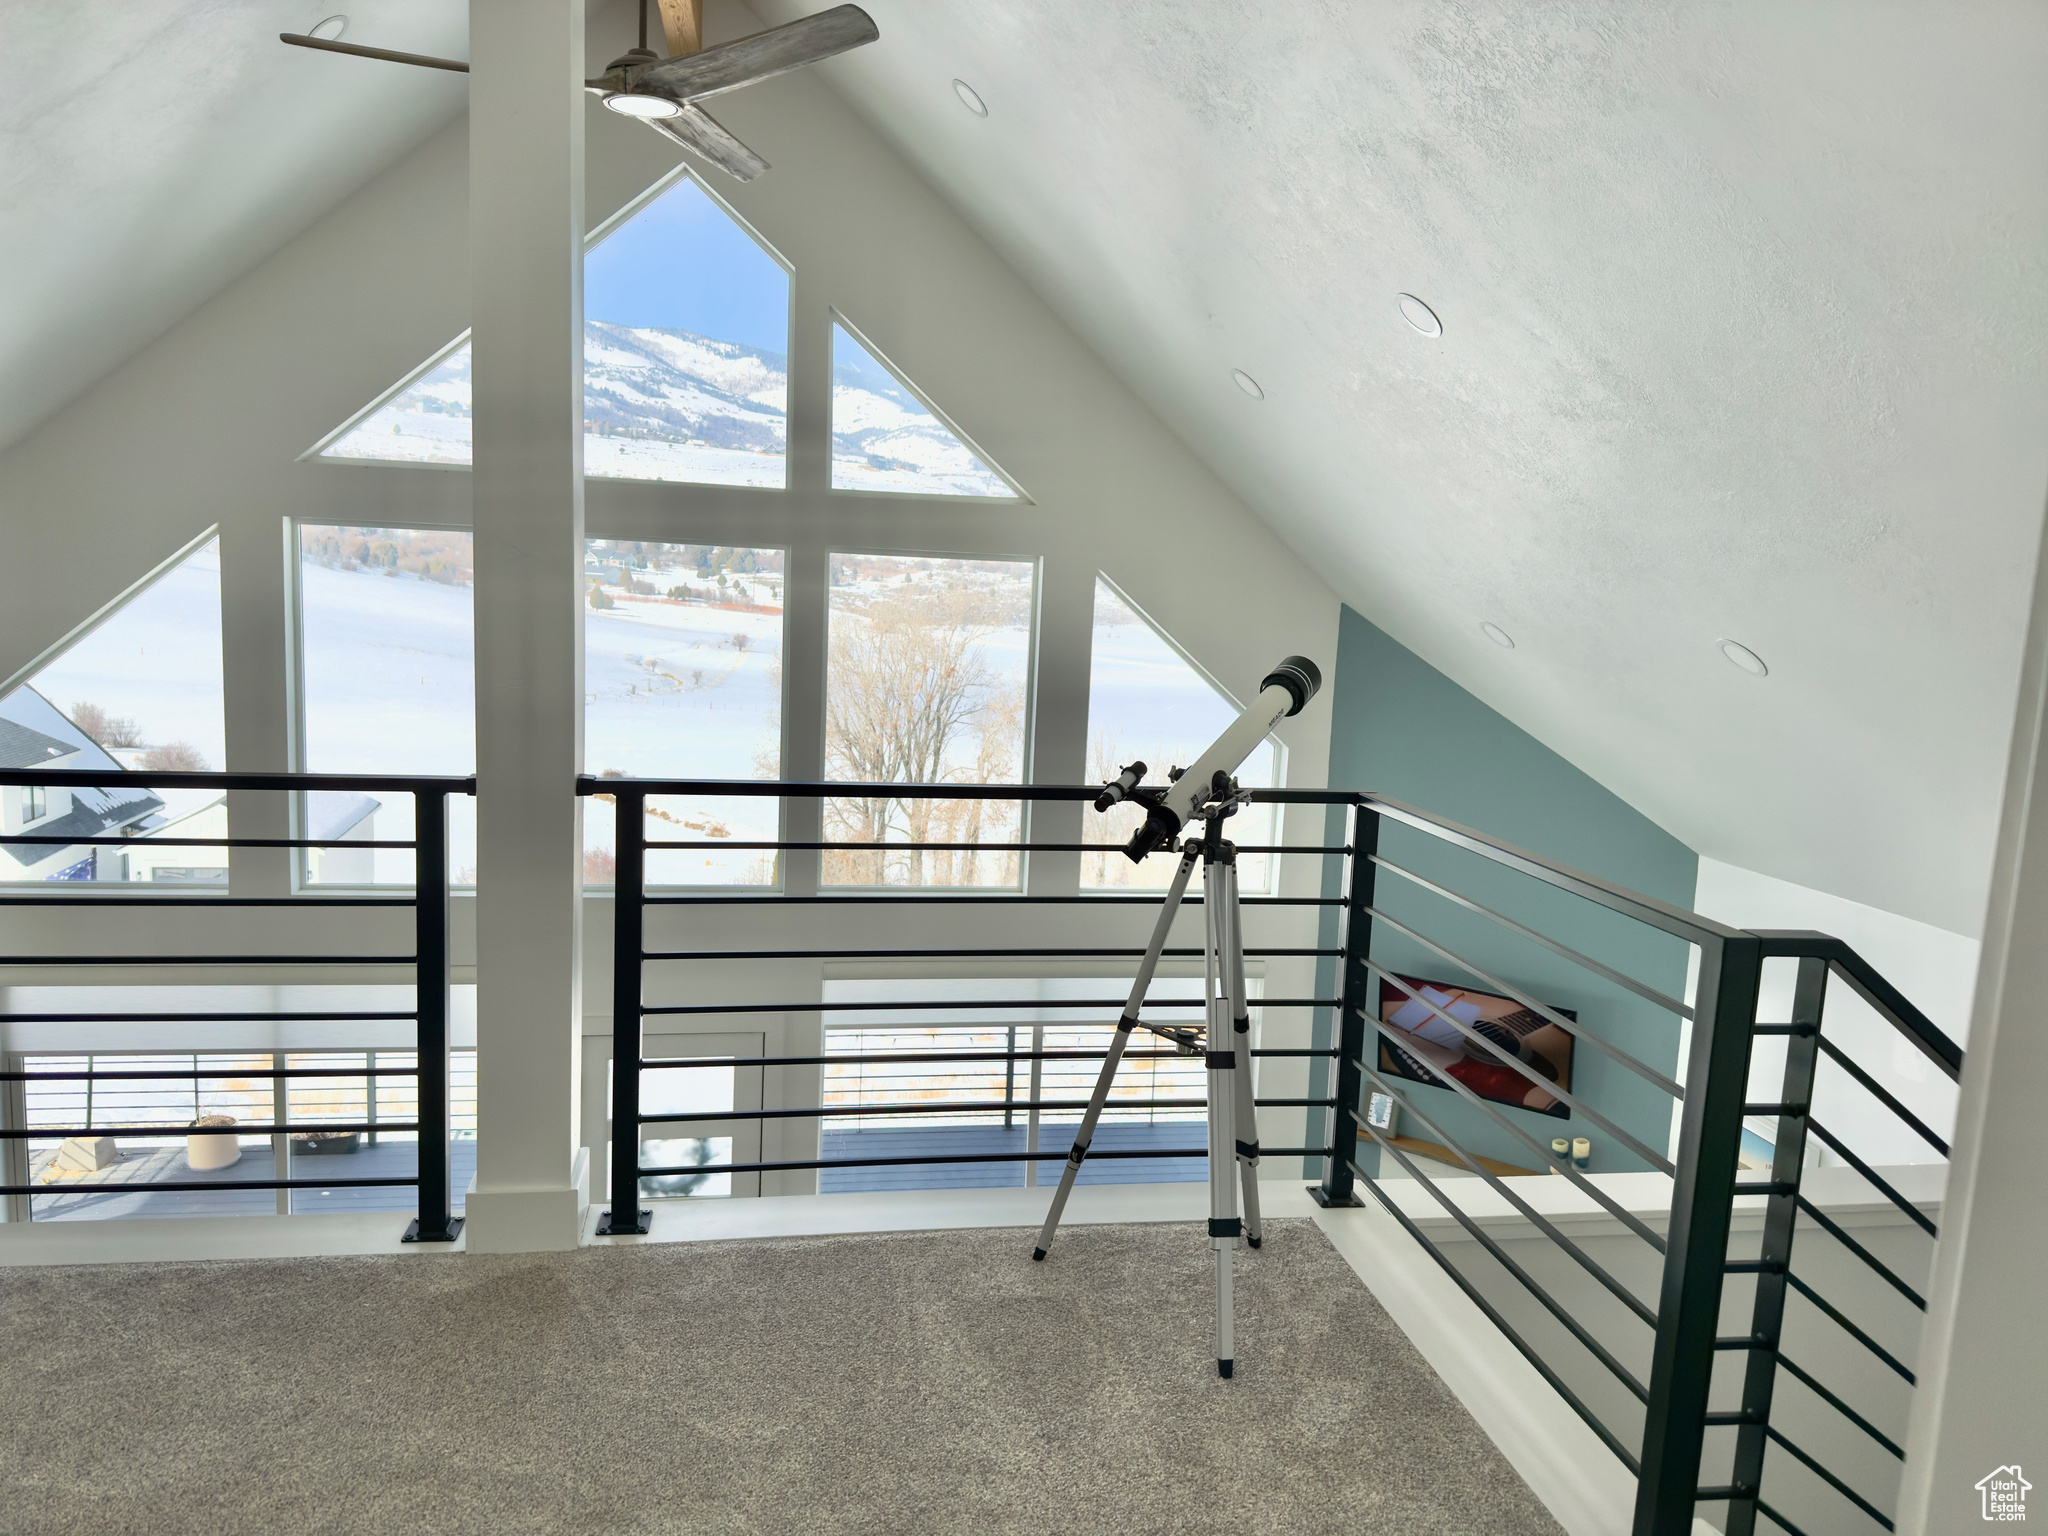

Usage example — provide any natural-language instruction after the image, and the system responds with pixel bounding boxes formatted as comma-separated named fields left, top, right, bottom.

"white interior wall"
left=1692, top=857, right=1974, bottom=1170
left=0, top=0, right=1340, bottom=1220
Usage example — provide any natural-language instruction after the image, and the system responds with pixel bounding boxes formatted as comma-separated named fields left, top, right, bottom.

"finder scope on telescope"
left=1104, top=655, right=1321, bottom=863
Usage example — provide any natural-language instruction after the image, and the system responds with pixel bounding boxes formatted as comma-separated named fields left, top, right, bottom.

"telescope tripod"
left=1031, top=791, right=1263, bottom=1378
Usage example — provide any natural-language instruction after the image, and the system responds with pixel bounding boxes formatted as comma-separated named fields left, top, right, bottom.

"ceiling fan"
left=280, top=0, right=879, bottom=182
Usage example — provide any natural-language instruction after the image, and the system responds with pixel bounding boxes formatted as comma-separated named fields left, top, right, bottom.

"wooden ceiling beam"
left=655, top=0, right=704, bottom=57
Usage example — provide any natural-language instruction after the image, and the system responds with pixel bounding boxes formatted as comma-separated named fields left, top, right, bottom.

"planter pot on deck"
left=186, top=1115, right=241, bottom=1171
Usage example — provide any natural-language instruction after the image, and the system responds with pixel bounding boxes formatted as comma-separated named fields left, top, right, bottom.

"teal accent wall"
left=1311, top=607, right=1699, bottom=1180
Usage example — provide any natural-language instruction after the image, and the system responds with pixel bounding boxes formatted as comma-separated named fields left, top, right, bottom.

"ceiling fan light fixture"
left=604, top=92, right=684, bottom=120
left=953, top=79, right=988, bottom=116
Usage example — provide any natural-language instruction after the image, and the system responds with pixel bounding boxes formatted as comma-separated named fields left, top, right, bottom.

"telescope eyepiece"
left=1093, top=760, right=1148, bottom=813
left=1261, top=655, right=1322, bottom=717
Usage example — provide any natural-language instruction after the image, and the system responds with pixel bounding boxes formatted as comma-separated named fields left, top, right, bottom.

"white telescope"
left=1118, top=655, right=1320, bottom=861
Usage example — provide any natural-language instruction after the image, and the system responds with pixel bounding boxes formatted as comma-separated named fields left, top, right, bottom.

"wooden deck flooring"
left=818, top=1121, right=1207, bottom=1193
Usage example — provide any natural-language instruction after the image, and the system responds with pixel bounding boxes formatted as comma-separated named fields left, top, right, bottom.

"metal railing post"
left=600, top=787, right=652, bottom=1235
left=1634, top=931, right=1763, bottom=1534
left=1313, top=800, right=1377, bottom=1207
left=405, top=786, right=461, bottom=1241
left=1724, top=953, right=1825, bottom=1536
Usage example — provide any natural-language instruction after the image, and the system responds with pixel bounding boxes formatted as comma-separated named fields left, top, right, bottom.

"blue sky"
left=585, top=176, right=789, bottom=355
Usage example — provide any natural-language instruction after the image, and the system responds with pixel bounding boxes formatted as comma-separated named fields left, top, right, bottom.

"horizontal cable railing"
left=0, top=767, right=474, bottom=1242
left=1298, top=795, right=1957, bottom=1536
left=583, top=776, right=1350, bottom=1216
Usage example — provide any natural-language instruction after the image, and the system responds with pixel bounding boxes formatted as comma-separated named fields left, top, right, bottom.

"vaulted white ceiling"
left=0, top=2, right=466, bottom=452
left=755, top=0, right=2048, bottom=935
left=5, top=2, right=2045, bottom=934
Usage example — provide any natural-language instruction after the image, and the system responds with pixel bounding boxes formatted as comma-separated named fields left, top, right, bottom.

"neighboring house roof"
left=0, top=686, right=166, bottom=868
left=307, top=791, right=381, bottom=842
left=0, top=717, right=78, bottom=769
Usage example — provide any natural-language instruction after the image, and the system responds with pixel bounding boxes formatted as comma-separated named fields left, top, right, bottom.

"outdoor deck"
left=25, top=1122, right=1206, bottom=1220
left=28, top=1138, right=475, bottom=1221
left=818, top=1121, right=1206, bottom=1192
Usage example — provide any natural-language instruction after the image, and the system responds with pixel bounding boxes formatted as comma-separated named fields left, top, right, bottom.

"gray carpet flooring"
left=1, top=1218, right=1562, bottom=1536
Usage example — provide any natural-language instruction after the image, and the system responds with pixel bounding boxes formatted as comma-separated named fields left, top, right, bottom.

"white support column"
left=462, top=0, right=589, bottom=1253
left=1898, top=501, right=2048, bottom=1533
left=1023, top=553, right=1093, bottom=898
left=219, top=513, right=293, bottom=898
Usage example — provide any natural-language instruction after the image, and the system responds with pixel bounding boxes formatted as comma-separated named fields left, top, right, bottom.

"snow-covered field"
left=0, top=540, right=228, bottom=876
left=5, top=541, right=1279, bottom=892
left=829, top=324, right=1014, bottom=498
left=18, top=540, right=226, bottom=771
left=585, top=590, right=786, bottom=886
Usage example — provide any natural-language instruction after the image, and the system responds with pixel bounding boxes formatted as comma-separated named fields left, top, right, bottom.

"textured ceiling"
left=757, top=0, right=2048, bottom=934
left=0, top=2, right=467, bottom=453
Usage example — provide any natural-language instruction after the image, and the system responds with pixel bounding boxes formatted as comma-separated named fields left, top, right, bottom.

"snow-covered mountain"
left=322, top=323, right=1013, bottom=498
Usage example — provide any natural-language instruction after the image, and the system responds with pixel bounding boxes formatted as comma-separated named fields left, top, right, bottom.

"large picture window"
left=824, top=553, right=1035, bottom=887
left=1083, top=578, right=1278, bottom=892
left=296, top=525, right=476, bottom=884
left=583, top=541, right=785, bottom=886
left=319, top=174, right=791, bottom=489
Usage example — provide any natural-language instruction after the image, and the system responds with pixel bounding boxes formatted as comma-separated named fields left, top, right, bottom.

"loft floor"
left=0, top=1218, right=1562, bottom=1536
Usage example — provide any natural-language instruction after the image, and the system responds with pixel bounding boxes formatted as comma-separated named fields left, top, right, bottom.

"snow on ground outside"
left=299, top=560, right=477, bottom=882
left=268, top=559, right=1285, bottom=889
left=321, top=329, right=791, bottom=489
left=585, top=593, right=785, bottom=886
left=20, top=539, right=226, bottom=770
left=0, top=539, right=228, bottom=879
left=323, top=323, right=1016, bottom=500
left=828, top=325, right=1014, bottom=499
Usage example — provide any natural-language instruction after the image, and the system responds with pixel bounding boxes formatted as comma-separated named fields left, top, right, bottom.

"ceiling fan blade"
left=645, top=104, right=770, bottom=182
left=656, top=0, right=705, bottom=57
left=634, top=4, right=877, bottom=101
left=280, top=33, right=470, bottom=73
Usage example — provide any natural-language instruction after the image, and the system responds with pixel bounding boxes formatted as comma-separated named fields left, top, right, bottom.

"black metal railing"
left=1316, top=792, right=1961, bottom=1536
left=585, top=772, right=1959, bottom=1531
left=579, top=776, right=1352, bottom=1230
left=0, top=768, right=474, bottom=1242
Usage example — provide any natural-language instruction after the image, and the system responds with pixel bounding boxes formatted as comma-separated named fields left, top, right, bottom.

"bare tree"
left=139, top=741, right=210, bottom=772
left=823, top=579, right=1024, bottom=887
left=70, top=701, right=143, bottom=748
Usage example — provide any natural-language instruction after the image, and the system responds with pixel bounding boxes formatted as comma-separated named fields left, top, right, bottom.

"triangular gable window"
left=830, top=321, right=1018, bottom=498
left=316, top=174, right=790, bottom=488
left=1082, top=577, right=1278, bottom=892
left=0, top=536, right=227, bottom=884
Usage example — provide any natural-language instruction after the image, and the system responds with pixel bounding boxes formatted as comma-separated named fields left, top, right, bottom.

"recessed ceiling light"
left=1480, top=622, right=1515, bottom=649
left=953, top=79, right=987, bottom=116
left=604, top=93, right=683, bottom=120
left=1232, top=369, right=1264, bottom=400
left=1718, top=639, right=1768, bottom=677
left=1397, top=293, right=1442, bottom=337
left=309, top=14, right=348, bottom=40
